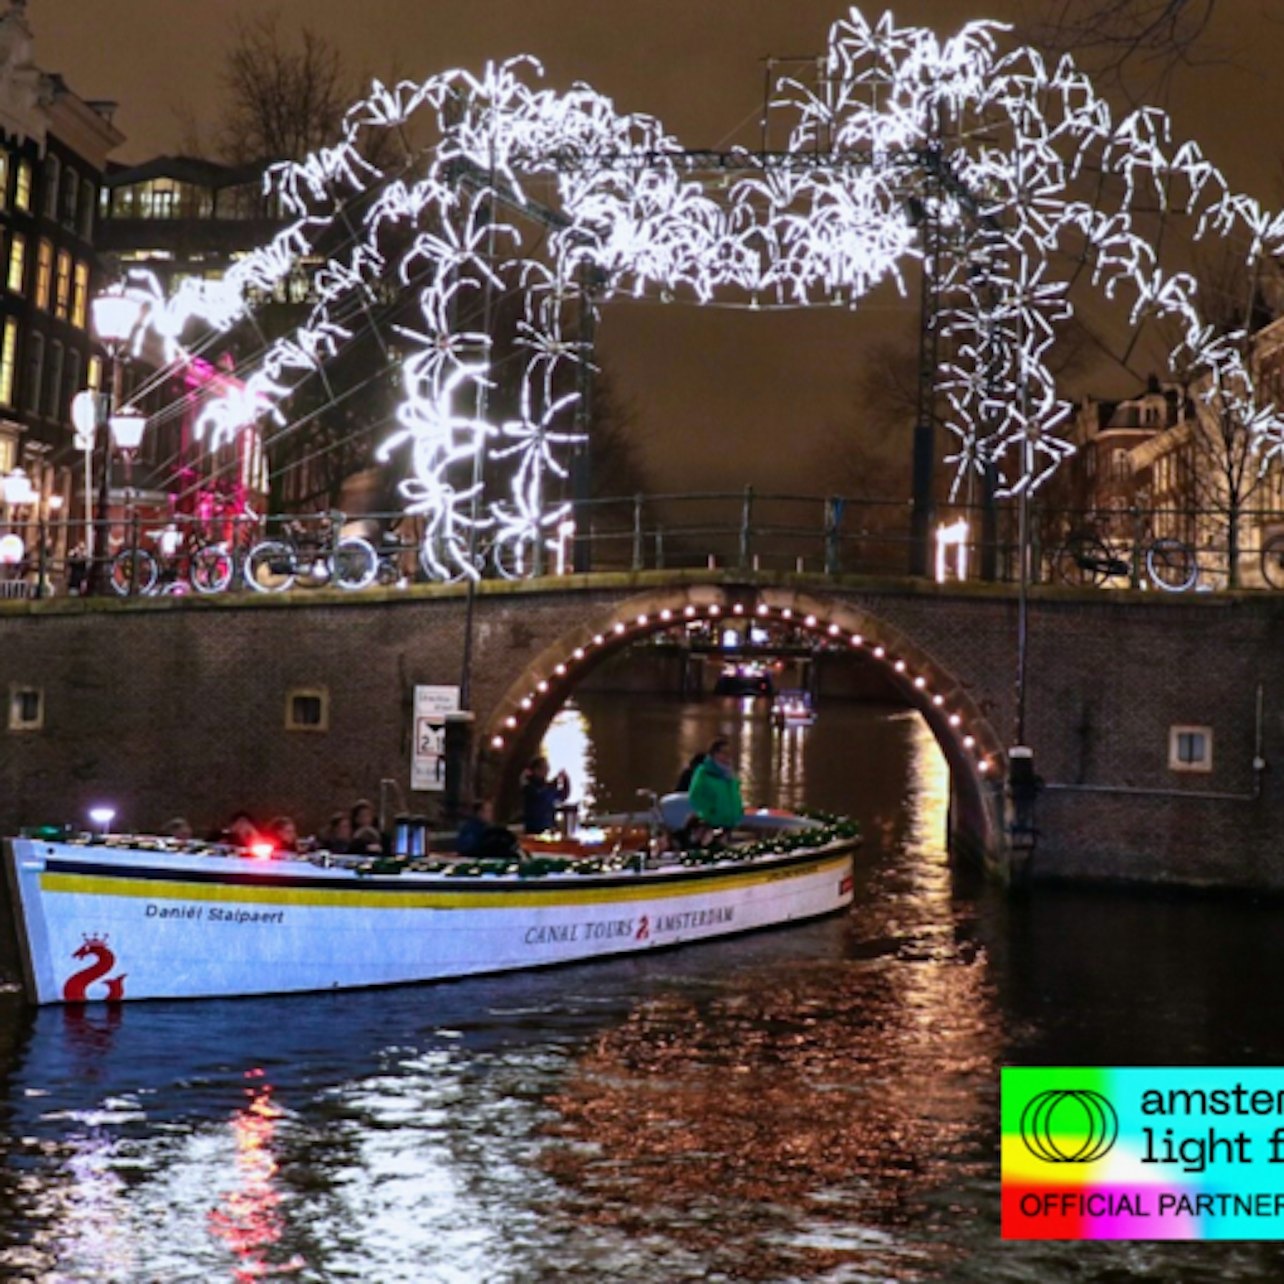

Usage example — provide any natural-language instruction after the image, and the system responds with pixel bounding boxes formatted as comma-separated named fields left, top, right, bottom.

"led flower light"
left=115, top=11, right=1284, bottom=580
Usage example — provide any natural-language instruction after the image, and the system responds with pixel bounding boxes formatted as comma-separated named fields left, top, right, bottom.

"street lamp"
left=1, top=466, right=36, bottom=510
left=87, top=285, right=146, bottom=594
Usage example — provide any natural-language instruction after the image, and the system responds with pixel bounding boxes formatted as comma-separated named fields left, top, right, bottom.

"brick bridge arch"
left=480, top=581, right=1005, bottom=862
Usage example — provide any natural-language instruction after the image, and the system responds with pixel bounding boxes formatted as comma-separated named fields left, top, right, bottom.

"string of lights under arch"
left=481, top=586, right=1003, bottom=817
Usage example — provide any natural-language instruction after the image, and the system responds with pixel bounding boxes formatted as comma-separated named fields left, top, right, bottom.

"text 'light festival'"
left=101, top=7, right=1284, bottom=581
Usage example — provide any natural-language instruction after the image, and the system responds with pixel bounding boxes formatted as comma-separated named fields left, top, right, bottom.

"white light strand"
left=123, top=10, right=1284, bottom=576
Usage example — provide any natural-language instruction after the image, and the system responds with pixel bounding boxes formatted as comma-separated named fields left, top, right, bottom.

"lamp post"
left=109, top=408, right=146, bottom=594
left=87, top=286, right=145, bottom=594
left=70, top=388, right=97, bottom=569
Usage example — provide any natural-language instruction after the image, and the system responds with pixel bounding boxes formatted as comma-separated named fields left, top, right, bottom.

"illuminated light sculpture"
left=117, top=10, right=1284, bottom=580
left=934, top=518, right=970, bottom=583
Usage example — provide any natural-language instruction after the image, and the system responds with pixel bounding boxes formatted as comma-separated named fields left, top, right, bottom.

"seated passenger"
left=688, top=737, right=744, bottom=830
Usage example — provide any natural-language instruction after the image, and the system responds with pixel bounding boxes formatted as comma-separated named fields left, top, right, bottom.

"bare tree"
left=1028, top=0, right=1220, bottom=104
left=585, top=370, right=651, bottom=500
left=218, top=13, right=351, bottom=165
left=1160, top=248, right=1282, bottom=585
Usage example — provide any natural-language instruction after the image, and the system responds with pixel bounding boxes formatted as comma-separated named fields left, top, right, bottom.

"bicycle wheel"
left=1262, top=534, right=1284, bottom=588
left=1055, top=534, right=1111, bottom=587
left=110, top=548, right=159, bottom=597
left=493, top=536, right=541, bottom=580
left=244, top=540, right=296, bottom=593
left=330, top=536, right=378, bottom=590
left=190, top=545, right=235, bottom=594
left=1146, top=538, right=1197, bottom=592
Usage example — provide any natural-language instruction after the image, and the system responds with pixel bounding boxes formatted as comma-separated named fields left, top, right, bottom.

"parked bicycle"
left=244, top=513, right=379, bottom=593
left=109, top=519, right=248, bottom=597
left=1259, top=532, right=1284, bottom=588
left=1054, top=527, right=1198, bottom=592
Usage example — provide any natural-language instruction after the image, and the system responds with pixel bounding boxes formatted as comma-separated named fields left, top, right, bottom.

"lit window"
left=8, top=685, right=43, bottom=732
left=1169, top=725, right=1213, bottom=773
left=34, top=239, right=51, bottom=310
left=0, top=318, right=19, bottom=407
left=87, top=354, right=102, bottom=390
left=141, top=177, right=177, bottom=219
left=54, top=249, right=71, bottom=319
left=6, top=232, right=23, bottom=294
left=286, top=687, right=329, bottom=732
left=15, top=159, right=32, bottom=212
left=71, top=260, right=88, bottom=327
left=0, top=152, right=9, bottom=211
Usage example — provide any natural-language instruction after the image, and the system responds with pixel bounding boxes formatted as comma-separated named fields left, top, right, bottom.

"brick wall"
left=2, top=574, right=1282, bottom=889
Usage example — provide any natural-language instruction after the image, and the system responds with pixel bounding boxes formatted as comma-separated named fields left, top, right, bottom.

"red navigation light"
left=250, top=842, right=275, bottom=861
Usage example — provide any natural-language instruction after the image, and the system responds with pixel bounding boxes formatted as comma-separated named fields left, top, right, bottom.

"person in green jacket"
left=688, top=737, right=744, bottom=830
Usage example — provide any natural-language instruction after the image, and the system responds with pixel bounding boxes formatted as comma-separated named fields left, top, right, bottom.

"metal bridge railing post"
left=739, top=485, right=754, bottom=571
left=632, top=494, right=644, bottom=571
left=36, top=518, right=47, bottom=599
left=823, top=496, right=844, bottom=576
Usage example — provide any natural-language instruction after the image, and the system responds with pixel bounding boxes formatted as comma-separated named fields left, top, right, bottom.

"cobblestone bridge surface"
left=2, top=570, right=1281, bottom=889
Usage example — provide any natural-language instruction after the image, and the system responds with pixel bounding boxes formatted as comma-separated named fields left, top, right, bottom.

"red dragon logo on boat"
left=62, top=934, right=127, bottom=1003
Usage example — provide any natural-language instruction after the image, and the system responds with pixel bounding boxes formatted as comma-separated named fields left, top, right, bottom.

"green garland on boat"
left=354, top=815, right=859, bottom=878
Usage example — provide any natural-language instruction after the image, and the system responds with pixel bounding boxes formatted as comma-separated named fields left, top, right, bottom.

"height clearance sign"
left=412, top=685, right=459, bottom=791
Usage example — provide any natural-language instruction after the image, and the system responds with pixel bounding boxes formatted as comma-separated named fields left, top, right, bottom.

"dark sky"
left=30, top=0, right=1284, bottom=492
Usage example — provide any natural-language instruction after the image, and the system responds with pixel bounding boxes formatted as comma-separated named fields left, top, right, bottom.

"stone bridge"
left=2, top=569, right=1281, bottom=889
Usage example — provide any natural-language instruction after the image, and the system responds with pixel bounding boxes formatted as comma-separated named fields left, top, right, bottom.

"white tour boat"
left=2, top=810, right=858, bottom=1004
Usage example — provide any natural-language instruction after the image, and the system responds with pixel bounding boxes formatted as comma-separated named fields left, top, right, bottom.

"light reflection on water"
left=6, top=694, right=1284, bottom=1280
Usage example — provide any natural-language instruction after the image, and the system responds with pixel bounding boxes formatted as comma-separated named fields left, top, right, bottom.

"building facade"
left=0, top=0, right=123, bottom=550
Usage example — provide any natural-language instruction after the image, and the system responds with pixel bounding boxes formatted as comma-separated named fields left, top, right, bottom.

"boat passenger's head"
left=227, top=812, right=257, bottom=845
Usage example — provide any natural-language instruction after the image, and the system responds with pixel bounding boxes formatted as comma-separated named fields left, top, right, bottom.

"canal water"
left=3, top=692, right=1284, bottom=1281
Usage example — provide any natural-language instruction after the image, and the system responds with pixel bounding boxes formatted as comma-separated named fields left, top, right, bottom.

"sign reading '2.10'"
left=1003, top=1068, right=1284, bottom=1239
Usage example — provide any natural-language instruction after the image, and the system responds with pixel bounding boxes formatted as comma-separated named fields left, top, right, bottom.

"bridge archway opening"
left=483, top=585, right=1005, bottom=865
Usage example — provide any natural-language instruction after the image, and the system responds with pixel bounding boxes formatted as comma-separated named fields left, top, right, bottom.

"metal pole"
left=127, top=459, right=139, bottom=597
left=36, top=516, right=46, bottom=599
left=82, top=444, right=93, bottom=568
left=572, top=267, right=596, bottom=574
left=1015, top=479, right=1030, bottom=744
left=460, top=141, right=498, bottom=713
left=90, top=357, right=116, bottom=595
left=909, top=136, right=942, bottom=578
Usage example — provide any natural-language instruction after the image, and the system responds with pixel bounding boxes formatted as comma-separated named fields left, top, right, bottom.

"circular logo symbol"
left=1019, top=1089, right=1118, bottom=1163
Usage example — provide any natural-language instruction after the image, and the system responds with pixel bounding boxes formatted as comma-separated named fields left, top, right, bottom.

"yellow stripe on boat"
left=38, top=851, right=850, bottom=911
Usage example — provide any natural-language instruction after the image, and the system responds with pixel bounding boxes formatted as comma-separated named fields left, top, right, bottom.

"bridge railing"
left=2, top=495, right=1282, bottom=598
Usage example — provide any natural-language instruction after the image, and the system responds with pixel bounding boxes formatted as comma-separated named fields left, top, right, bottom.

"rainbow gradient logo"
left=1019, top=1089, right=1119, bottom=1163
left=1003, top=1068, right=1284, bottom=1240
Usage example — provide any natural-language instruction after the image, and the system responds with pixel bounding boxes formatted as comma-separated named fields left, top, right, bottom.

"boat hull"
left=4, top=837, right=856, bottom=1004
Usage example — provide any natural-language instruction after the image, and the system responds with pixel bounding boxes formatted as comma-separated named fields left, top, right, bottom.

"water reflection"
left=9, top=695, right=1283, bottom=1279
left=540, top=698, right=999, bottom=1280
left=208, top=1070, right=304, bottom=1281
